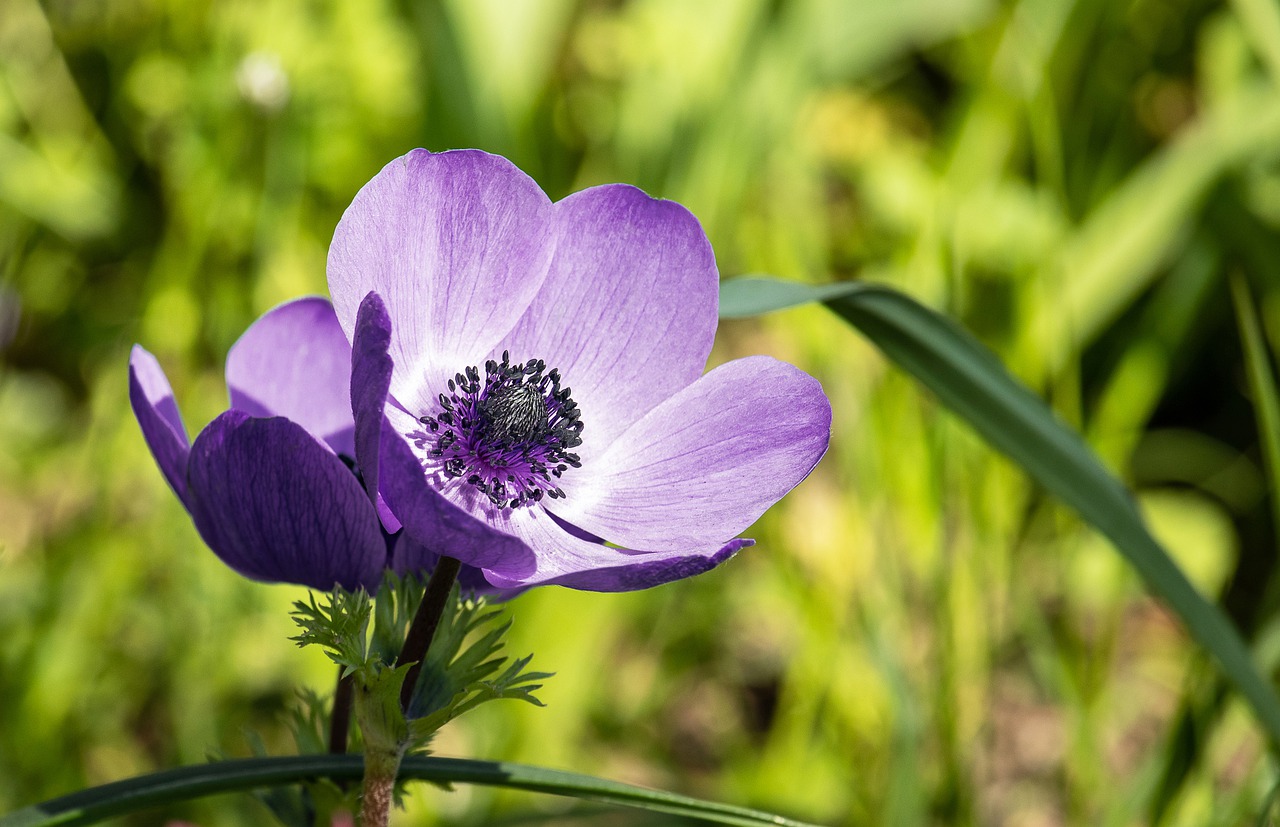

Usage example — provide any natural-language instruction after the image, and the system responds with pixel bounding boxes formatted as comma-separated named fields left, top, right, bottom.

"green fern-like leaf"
left=289, top=587, right=372, bottom=676
left=402, top=587, right=553, bottom=752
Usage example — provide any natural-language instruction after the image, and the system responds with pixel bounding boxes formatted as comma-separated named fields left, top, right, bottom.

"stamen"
left=414, top=353, right=584, bottom=509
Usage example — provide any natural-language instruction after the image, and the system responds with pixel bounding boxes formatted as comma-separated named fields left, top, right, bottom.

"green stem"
left=352, top=679, right=407, bottom=827
left=395, top=556, right=462, bottom=710
left=351, top=557, right=463, bottom=825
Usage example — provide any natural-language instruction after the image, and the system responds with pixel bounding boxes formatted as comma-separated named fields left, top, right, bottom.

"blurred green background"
left=4, top=0, right=1280, bottom=824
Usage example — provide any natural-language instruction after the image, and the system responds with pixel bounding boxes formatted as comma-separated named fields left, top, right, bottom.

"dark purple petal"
left=225, top=297, right=355, bottom=457
left=548, top=540, right=753, bottom=592
left=483, top=507, right=751, bottom=592
left=129, top=345, right=192, bottom=508
left=378, top=425, right=537, bottom=578
left=499, top=185, right=718, bottom=464
left=186, top=411, right=386, bottom=591
left=351, top=292, right=394, bottom=504
left=553, top=356, right=831, bottom=551
left=327, top=149, right=555, bottom=415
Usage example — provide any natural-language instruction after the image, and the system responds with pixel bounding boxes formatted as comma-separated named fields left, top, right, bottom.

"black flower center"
left=479, top=383, right=548, bottom=445
left=415, top=351, right=583, bottom=510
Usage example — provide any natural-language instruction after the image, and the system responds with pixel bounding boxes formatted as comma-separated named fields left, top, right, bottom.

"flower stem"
left=354, top=557, right=462, bottom=826
left=395, top=556, right=462, bottom=710
left=358, top=740, right=403, bottom=827
left=329, top=668, right=353, bottom=755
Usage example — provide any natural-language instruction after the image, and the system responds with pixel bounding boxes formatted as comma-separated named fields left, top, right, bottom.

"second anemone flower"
left=330, top=149, right=832, bottom=592
left=129, top=298, right=390, bottom=591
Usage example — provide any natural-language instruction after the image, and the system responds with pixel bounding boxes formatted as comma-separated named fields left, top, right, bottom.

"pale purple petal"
left=551, top=356, right=831, bottom=550
left=226, top=297, right=355, bottom=457
left=129, top=345, right=191, bottom=507
left=483, top=507, right=751, bottom=592
left=186, top=411, right=386, bottom=590
left=327, top=149, right=555, bottom=415
left=499, top=185, right=718, bottom=464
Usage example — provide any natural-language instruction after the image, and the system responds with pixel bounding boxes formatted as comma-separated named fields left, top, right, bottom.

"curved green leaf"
left=721, top=275, right=1280, bottom=747
left=0, top=755, right=819, bottom=827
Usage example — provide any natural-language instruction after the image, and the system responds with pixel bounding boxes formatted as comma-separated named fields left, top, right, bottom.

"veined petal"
left=484, top=507, right=751, bottom=592
left=552, top=356, right=831, bottom=550
left=128, top=345, right=192, bottom=508
left=499, top=185, right=718, bottom=464
left=327, top=149, right=555, bottom=414
left=186, top=411, right=386, bottom=591
left=226, top=297, right=355, bottom=457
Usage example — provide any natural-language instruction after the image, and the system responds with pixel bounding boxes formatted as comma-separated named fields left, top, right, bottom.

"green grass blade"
left=0, top=755, right=819, bottom=827
left=721, top=276, right=1280, bottom=747
left=1230, top=273, right=1280, bottom=552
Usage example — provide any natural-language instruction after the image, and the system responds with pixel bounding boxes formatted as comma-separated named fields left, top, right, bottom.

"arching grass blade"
left=721, top=275, right=1280, bottom=748
left=0, top=755, right=820, bottom=827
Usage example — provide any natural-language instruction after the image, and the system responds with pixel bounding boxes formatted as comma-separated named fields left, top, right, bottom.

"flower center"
left=417, top=351, right=583, bottom=509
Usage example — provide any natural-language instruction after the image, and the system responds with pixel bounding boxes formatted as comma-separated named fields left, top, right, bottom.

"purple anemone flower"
left=129, top=298, right=392, bottom=591
left=329, top=149, right=832, bottom=592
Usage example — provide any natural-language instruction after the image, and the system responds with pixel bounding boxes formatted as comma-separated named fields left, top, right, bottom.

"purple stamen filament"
left=417, top=351, right=583, bottom=509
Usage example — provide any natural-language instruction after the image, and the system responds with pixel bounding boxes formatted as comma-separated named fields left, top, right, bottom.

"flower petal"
left=349, top=289, right=532, bottom=574
left=351, top=292, right=393, bottom=504
left=378, top=410, right=538, bottom=579
left=484, top=507, right=751, bottom=592
left=389, top=533, right=522, bottom=599
left=552, top=356, right=831, bottom=550
left=327, top=149, right=555, bottom=414
left=350, top=291, right=403, bottom=532
left=186, top=411, right=386, bottom=590
left=225, top=297, right=355, bottom=457
left=129, top=345, right=192, bottom=508
left=499, top=184, right=718, bottom=463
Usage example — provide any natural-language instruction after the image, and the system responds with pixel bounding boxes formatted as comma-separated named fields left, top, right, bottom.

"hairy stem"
left=395, top=556, right=462, bottom=710
left=359, top=740, right=403, bottom=827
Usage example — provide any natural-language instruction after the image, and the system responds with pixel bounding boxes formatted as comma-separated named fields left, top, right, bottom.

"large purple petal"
left=225, top=297, right=355, bottom=457
left=186, top=411, right=386, bottom=590
left=129, top=345, right=192, bottom=508
left=378, top=414, right=537, bottom=579
left=499, top=185, right=718, bottom=464
left=327, top=149, right=555, bottom=415
left=552, top=356, right=831, bottom=551
left=483, top=507, right=752, bottom=592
